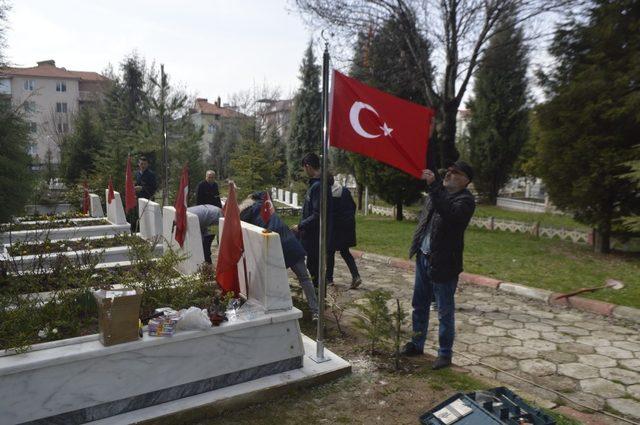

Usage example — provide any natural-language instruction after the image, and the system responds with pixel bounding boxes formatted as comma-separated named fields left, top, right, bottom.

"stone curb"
left=350, top=249, right=639, bottom=324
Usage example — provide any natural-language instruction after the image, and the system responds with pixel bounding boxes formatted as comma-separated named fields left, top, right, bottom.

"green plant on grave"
left=393, top=298, right=408, bottom=371
left=352, top=289, right=393, bottom=355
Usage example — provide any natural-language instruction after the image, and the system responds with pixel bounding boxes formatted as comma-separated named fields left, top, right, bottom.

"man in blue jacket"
left=401, top=161, right=476, bottom=370
left=240, top=192, right=319, bottom=319
left=291, top=153, right=332, bottom=288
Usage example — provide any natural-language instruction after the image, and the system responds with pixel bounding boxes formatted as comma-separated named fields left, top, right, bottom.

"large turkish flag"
left=329, top=71, right=435, bottom=179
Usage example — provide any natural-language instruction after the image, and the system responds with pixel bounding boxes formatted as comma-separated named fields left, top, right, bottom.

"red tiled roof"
left=0, top=63, right=108, bottom=81
left=194, top=98, right=245, bottom=118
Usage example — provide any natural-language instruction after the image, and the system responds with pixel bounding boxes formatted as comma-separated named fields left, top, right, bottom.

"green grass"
left=384, top=200, right=588, bottom=231
left=314, top=215, right=640, bottom=308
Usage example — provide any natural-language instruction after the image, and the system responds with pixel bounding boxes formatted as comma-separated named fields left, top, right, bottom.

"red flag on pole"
left=124, top=155, right=136, bottom=212
left=260, top=191, right=275, bottom=225
left=82, top=180, right=90, bottom=214
left=173, top=163, right=189, bottom=248
left=329, top=71, right=436, bottom=179
left=107, top=176, right=115, bottom=205
left=216, top=182, right=243, bottom=295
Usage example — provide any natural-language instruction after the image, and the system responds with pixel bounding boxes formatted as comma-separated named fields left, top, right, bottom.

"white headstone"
left=284, top=190, right=291, bottom=204
left=292, top=193, right=298, bottom=207
left=89, top=194, right=104, bottom=218
left=162, top=206, right=204, bottom=275
left=138, top=198, right=162, bottom=241
left=278, top=189, right=284, bottom=202
left=105, top=190, right=128, bottom=225
left=219, top=218, right=292, bottom=312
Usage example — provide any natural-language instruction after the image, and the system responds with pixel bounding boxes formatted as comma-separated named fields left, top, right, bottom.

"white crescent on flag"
left=349, top=101, right=393, bottom=139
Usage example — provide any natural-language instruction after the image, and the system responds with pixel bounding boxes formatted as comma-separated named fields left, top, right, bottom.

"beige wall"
left=10, top=76, right=79, bottom=164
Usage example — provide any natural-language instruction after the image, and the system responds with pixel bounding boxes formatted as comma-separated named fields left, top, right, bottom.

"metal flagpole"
left=161, top=64, right=169, bottom=208
left=312, top=37, right=331, bottom=363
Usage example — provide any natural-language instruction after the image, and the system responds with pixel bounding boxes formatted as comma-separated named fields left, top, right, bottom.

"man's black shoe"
left=400, top=342, right=423, bottom=357
left=432, top=356, right=452, bottom=370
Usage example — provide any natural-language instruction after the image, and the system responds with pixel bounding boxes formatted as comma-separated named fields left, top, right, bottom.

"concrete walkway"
left=321, top=253, right=640, bottom=424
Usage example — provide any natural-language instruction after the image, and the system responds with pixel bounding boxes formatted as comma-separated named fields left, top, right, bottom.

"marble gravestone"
left=162, top=206, right=205, bottom=275
left=0, top=217, right=305, bottom=424
left=220, top=218, right=293, bottom=312
left=89, top=193, right=104, bottom=218
left=292, top=192, right=299, bottom=207
left=284, top=190, right=291, bottom=204
left=138, top=198, right=162, bottom=241
left=105, top=190, right=128, bottom=225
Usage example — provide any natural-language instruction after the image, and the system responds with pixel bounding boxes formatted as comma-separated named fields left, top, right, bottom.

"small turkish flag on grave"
left=173, top=163, right=189, bottom=248
left=260, top=191, right=275, bottom=225
left=124, top=155, right=136, bottom=213
left=329, top=71, right=436, bottom=178
left=107, top=177, right=115, bottom=205
left=82, top=180, right=90, bottom=214
left=216, top=182, right=243, bottom=295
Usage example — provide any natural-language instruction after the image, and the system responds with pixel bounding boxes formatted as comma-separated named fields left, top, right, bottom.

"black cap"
left=450, top=161, right=474, bottom=182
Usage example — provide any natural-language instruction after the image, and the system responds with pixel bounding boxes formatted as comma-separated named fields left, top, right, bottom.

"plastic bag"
left=175, top=307, right=212, bottom=330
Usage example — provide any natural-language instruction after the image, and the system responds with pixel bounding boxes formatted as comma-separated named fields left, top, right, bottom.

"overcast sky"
left=5, top=0, right=314, bottom=103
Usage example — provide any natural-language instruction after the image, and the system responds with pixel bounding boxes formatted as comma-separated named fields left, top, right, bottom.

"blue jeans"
left=411, top=252, right=458, bottom=357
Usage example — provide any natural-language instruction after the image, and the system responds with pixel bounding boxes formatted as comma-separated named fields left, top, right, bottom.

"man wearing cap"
left=401, top=161, right=476, bottom=370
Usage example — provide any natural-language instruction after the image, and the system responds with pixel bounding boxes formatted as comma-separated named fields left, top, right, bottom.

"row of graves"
left=0, top=188, right=349, bottom=424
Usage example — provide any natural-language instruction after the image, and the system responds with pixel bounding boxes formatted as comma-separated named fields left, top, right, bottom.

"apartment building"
left=0, top=60, right=108, bottom=166
left=190, top=97, right=247, bottom=159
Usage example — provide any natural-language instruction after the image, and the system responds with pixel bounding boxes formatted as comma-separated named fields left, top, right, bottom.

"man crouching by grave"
left=188, top=204, right=223, bottom=264
left=401, top=161, right=475, bottom=370
left=239, top=192, right=319, bottom=320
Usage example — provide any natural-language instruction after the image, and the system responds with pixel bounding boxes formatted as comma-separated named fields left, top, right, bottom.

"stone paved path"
left=313, top=256, right=640, bottom=423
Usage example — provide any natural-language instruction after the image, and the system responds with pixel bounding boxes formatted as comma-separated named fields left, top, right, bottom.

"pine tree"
left=0, top=3, right=33, bottom=220
left=60, top=107, right=104, bottom=183
left=229, top=120, right=281, bottom=200
left=263, top=125, right=287, bottom=186
left=346, top=17, right=432, bottom=220
left=536, top=0, right=640, bottom=253
left=286, top=41, right=321, bottom=181
left=467, top=13, right=529, bottom=204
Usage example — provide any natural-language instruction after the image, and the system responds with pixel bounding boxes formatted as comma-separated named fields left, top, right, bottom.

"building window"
left=28, top=122, right=37, bottom=133
left=24, top=101, right=36, bottom=113
left=207, top=124, right=217, bottom=134
left=24, top=79, right=35, bottom=91
left=57, top=122, right=69, bottom=133
left=56, top=81, right=67, bottom=92
left=56, top=102, right=68, bottom=113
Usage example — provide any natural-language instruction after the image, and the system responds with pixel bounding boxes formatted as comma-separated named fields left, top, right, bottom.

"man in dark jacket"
left=401, top=161, right=476, bottom=370
left=195, top=170, right=222, bottom=208
left=135, top=156, right=158, bottom=200
left=240, top=192, right=319, bottom=319
left=291, top=153, right=332, bottom=287
left=326, top=179, right=361, bottom=289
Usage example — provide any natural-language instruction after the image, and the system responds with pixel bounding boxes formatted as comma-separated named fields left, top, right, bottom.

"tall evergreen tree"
left=263, top=125, right=287, bottom=185
left=287, top=41, right=321, bottom=180
left=0, top=2, right=33, bottom=220
left=347, top=17, right=432, bottom=220
left=467, top=13, right=529, bottom=204
left=60, top=107, right=104, bottom=183
left=536, top=0, right=640, bottom=253
left=229, top=120, right=281, bottom=200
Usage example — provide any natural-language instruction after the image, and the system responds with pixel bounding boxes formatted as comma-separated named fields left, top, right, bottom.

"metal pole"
left=315, top=42, right=331, bottom=362
left=161, top=64, right=169, bottom=207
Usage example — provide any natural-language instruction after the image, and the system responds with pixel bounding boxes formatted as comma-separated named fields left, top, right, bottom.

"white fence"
left=368, top=205, right=591, bottom=245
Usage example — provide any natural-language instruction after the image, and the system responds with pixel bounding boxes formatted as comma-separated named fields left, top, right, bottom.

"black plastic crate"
left=420, top=387, right=555, bottom=425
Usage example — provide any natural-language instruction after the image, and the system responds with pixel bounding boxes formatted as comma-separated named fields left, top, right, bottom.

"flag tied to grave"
left=260, top=191, right=275, bottom=225
left=82, top=180, right=90, bottom=214
left=124, top=155, right=136, bottom=213
left=173, top=163, right=189, bottom=248
left=107, top=176, right=115, bottom=205
left=329, top=71, right=436, bottom=178
left=216, top=182, right=243, bottom=295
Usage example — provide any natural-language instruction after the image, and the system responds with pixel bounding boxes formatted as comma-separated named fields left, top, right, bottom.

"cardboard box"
left=93, top=288, right=143, bottom=346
